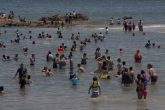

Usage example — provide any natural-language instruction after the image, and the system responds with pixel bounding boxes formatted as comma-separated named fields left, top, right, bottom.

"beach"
left=0, top=0, right=165, bottom=110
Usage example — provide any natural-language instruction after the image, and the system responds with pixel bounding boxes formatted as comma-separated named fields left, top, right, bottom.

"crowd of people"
left=0, top=18, right=159, bottom=101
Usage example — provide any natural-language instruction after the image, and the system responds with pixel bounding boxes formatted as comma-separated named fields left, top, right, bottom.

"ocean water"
left=0, top=0, right=165, bottom=110
left=1, top=0, right=165, bottom=24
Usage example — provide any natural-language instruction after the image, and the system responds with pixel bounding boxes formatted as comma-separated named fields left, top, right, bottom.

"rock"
left=0, top=13, right=89, bottom=27
left=123, top=16, right=133, bottom=20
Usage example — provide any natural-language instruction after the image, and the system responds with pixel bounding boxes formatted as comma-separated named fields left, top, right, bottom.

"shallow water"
left=0, top=24, right=165, bottom=110
left=1, top=0, right=165, bottom=109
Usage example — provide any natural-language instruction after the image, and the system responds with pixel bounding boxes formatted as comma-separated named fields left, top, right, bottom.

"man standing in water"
left=14, top=63, right=28, bottom=89
left=13, top=63, right=27, bottom=80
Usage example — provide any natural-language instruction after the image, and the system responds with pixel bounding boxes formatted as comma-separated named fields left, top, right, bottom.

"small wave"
left=144, top=24, right=165, bottom=28
left=95, top=27, right=122, bottom=30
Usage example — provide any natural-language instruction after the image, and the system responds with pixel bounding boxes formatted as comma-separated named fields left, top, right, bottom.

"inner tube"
left=70, top=79, right=79, bottom=85
left=100, top=75, right=110, bottom=79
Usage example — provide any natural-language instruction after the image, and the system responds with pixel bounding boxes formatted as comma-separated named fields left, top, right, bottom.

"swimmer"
left=128, top=67, right=135, bottom=84
left=6, top=56, right=11, bottom=61
left=19, top=75, right=27, bottom=89
left=45, top=69, right=53, bottom=77
left=136, top=80, right=143, bottom=99
left=14, top=63, right=27, bottom=80
left=147, top=64, right=158, bottom=85
left=107, top=56, right=114, bottom=71
left=95, top=48, right=101, bottom=59
left=46, top=51, right=54, bottom=62
left=105, top=27, right=108, bottom=34
left=81, top=53, right=88, bottom=65
left=42, top=67, right=48, bottom=72
left=143, top=32, right=145, bottom=35
left=30, top=54, right=35, bottom=65
left=134, top=50, right=142, bottom=63
left=70, top=73, right=79, bottom=85
left=32, top=41, right=35, bottom=44
left=145, top=40, right=151, bottom=48
left=77, top=64, right=85, bottom=73
left=132, top=32, right=135, bottom=36
left=23, top=47, right=28, bottom=54
left=14, top=54, right=18, bottom=61
left=119, top=48, right=123, bottom=54
left=105, top=49, right=109, bottom=54
left=26, top=75, right=32, bottom=85
left=2, top=54, right=6, bottom=62
left=116, top=58, right=122, bottom=77
left=88, top=77, right=101, bottom=98
left=0, top=86, right=5, bottom=95
left=109, top=17, right=114, bottom=25
left=117, top=18, right=121, bottom=25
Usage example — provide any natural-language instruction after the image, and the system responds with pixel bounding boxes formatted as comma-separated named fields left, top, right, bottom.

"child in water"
left=136, top=70, right=148, bottom=99
left=26, top=75, right=33, bottom=85
left=46, top=69, right=53, bottom=77
left=145, top=40, right=151, bottom=48
left=77, top=64, right=85, bottom=73
left=70, top=73, right=79, bottom=85
left=0, top=86, right=5, bottom=95
left=42, top=67, right=52, bottom=77
left=30, top=54, right=35, bottom=65
left=88, top=77, right=101, bottom=98
left=116, top=58, right=122, bottom=78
